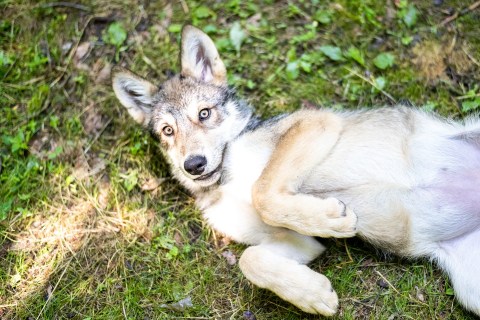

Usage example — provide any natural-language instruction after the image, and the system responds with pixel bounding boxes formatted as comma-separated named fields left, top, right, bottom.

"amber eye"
left=162, top=126, right=174, bottom=136
left=199, top=108, right=211, bottom=120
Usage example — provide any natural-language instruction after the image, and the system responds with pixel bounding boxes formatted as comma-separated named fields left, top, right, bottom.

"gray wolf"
left=112, top=25, right=480, bottom=316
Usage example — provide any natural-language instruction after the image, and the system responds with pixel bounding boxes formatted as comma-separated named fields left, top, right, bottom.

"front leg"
left=239, top=231, right=338, bottom=315
left=252, top=111, right=357, bottom=238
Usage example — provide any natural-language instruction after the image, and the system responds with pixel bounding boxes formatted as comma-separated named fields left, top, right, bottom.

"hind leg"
left=436, top=228, right=480, bottom=316
left=239, top=230, right=339, bottom=315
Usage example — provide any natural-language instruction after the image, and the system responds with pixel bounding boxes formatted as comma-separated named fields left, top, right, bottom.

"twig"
left=439, top=1, right=480, bottom=27
left=343, top=298, right=374, bottom=308
left=39, top=2, right=91, bottom=11
left=462, top=47, right=480, bottom=67
left=122, top=301, right=128, bottom=320
left=344, top=239, right=353, bottom=263
left=344, top=67, right=397, bottom=104
left=374, top=269, right=399, bottom=294
left=456, top=92, right=480, bottom=100
left=179, top=0, right=189, bottom=13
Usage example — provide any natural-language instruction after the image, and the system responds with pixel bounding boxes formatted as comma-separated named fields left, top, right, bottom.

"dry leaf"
left=222, top=250, right=237, bottom=266
left=140, top=177, right=163, bottom=191
left=83, top=103, right=104, bottom=135
left=160, top=296, right=193, bottom=312
left=74, top=42, right=91, bottom=61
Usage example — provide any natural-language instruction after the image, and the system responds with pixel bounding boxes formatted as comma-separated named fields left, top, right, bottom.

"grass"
left=1, top=0, right=479, bottom=319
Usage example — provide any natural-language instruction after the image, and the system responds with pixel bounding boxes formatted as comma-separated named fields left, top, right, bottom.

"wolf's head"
left=112, top=26, right=252, bottom=192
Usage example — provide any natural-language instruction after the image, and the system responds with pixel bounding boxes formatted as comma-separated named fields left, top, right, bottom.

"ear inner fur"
left=180, top=25, right=226, bottom=85
left=111, top=67, right=159, bottom=126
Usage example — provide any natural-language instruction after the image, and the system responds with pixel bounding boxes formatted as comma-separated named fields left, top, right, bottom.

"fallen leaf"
left=246, top=13, right=262, bottom=28
left=415, top=286, right=425, bottom=302
left=83, top=103, right=104, bottom=135
left=174, top=231, right=184, bottom=246
left=160, top=297, right=193, bottom=312
left=46, top=283, right=53, bottom=300
left=222, top=250, right=237, bottom=266
left=74, top=42, right=91, bottom=61
left=140, top=177, right=163, bottom=191
left=301, top=100, right=319, bottom=110
left=95, top=62, right=112, bottom=84
left=377, top=279, right=389, bottom=289
left=230, top=22, right=246, bottom=53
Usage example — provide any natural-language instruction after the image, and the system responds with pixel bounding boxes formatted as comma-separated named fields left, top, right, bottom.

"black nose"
left=184, top=155, right=207, bottom=175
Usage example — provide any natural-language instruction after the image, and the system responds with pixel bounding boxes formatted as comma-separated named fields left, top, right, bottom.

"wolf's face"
left=112, top=26, right=251, bottom=191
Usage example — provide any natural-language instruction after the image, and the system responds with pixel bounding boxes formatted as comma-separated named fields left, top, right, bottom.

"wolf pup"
left=112, top=25, right=480, bottom=316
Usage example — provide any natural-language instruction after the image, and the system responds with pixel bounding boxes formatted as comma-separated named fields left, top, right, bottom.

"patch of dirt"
left=412, top=40, right=448, bottom=82
left=82, top=102, right=106, bottom=136
left=412, top=38, right=478, bottom=85
left=29, top=129, right=59, bottom=159
left=72, top=152, right=106, bottom=183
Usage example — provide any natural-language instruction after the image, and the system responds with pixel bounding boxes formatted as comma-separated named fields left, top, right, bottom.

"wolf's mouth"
left=194, top=165, right=221, bottom=181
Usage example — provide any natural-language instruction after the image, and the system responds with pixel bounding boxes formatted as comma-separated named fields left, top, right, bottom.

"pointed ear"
left=111, top=67, right=158, bottom=126
left=180, top=25, right=227, bottom=85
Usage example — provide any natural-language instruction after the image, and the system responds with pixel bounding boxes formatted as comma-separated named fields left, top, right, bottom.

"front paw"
left=275, top=265, right=339, bottom=315
left=294, top=197, right=357, bottom=238
left=322, top=197, right=357, bottom=238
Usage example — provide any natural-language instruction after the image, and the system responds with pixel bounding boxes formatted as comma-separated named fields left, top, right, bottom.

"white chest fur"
left=201, top=133, right=279, bottom=245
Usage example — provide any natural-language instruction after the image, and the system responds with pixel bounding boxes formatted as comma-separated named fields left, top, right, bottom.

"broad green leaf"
left=403, top=4, right=418, bottom=28
left=422, top=102, right=437, bottom=112
left=462, top=98, right=480, bottom=112
left=0, top=51, right=12, bottom=66
left=229, top=22, right=246, bottom=53
left=373, top=53, right=395, bottom=70
left=167, top=24, right=182, bottom=33
left=203, top=24, right=218, bottom=34
left=120, top=169, right=138, bottom=191
left=104, top=22, right=127, bottom=47
left=193, top=6, right=213, bottom=19
left=401, top=35, right=414, bottom=45
left=319, top=45, right=344, bottom=61
left=374, top=76, right=387, bottom=90
left=300, top=60, right=312, bottom=73
left=0, top=199, right=12, bottom=220
left=286, top=47, right=297, bottom=62
left=314, top=10, right=331, bottom=25
left=286, top=61, right=299, bottom=80
left=346, top=47, right=365, bottom=66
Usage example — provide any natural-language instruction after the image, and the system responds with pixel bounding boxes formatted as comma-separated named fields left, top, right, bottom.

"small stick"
left=344, top=67, right=397, bottom=104
left=374, top=269, right=400, bottom=294
left=39, top=2, right=91, bottom=11
left=439, top=1, right=480, bottom=27
left=344, top=239, right=354, bottom=263
left=180, top=0, right=189, bottom=13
